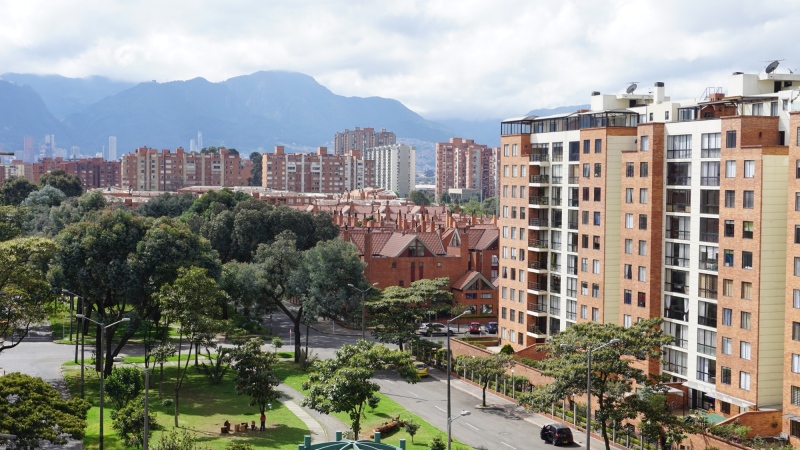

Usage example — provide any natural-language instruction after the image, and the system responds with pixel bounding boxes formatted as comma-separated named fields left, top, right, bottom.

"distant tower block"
left=108, top=136, right=117, bottom=161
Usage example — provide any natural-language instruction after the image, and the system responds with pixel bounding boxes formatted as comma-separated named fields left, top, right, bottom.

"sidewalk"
left=278, top=382, right=351, bottom=442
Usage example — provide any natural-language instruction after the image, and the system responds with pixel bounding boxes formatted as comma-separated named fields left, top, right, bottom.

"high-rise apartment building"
left=497, top=72, right=800, bottom=430
left=108, top=136, right=117, bottom=161
left=262, top=146, right=375, bottom=194
left=435, top=138, right=498, bottom=200
left=333, top=127, right=396, bottom=156
left=364, top=144, right=416, bottom=198
left=121, top=147, right=251, bottom=191
left=32, top=157, right=121, bottom=189
left=23, top=136, right=35, bottom=163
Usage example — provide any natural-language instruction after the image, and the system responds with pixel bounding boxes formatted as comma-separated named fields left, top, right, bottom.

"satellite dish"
left=626, top=82, right=638, bottom=94
left=766, top=60, right=780, bottom=74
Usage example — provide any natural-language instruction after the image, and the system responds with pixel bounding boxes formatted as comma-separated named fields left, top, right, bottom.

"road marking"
left=501, top=442, right=516, bottom=449
left=466, top=423, right=479, bottom=431
left=408, top=391, right=419, bottom=398
left=435, top=405, right=446, bottom=412
left=383, top=379, right=395, bottom=384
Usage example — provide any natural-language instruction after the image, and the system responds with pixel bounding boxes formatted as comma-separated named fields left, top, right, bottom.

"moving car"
left=423, top=323, right=456, bottom=336
left=416, top=322, right=432, bottom=335
left=414, top=361, right=428, bottom=377
left=468, top=322, right=482, bottom=334
left=485, top=322, right=498, bottom=334
left=540, top=423, right=574, bottom=446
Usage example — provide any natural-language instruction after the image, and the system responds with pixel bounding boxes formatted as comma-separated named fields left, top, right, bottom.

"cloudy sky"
left=2, top=0, right=799, bottom=120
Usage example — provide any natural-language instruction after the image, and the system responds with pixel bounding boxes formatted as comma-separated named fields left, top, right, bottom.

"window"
left=580, top=305, right=587, bottom=319
left=698, top=273, right=717, bottom=299
left=742, top=251, right=752, bottom=269
left=638, top=292, right=646, bottom=307
left=725, top=160, right=736, bottom=177
left=794, top=322, right=800, bottom=341
left=638, top=266, right=647, bottom=282
left=640, top=136, right=649, bottom=151
left=723, top=279, right=733, bottom=297
left=625, top=214, right=633, bottom=229
left=795, top=290, right=800, bottom=308
left=623, top=315, right=631, bottom=328
left=722, top=308, right=732, bottom=326
left=594, top=163, right=601, bottom=177
left=624, top=264, right=633, bottom=279
left=582, top=211, right=589, bottom=225
left=698, top=329, right=716, bottom=355
left=667, top=135, right=692, bottom=158
left=740, top=372, right=750, bottom=390
left=582, top=234, right=588, bottom=248
left=582, top=187, right=589, bottom=201
left=724, top=220, right=734, bottom=238
left=793, top=386, right=800, bottom=407
left=700, top=190, right=719, bottom=214
left=793, top=354, right=800, bottom=373
left=721, top=337, right=732, bottom=355
left=639, top=214, right=647, bottom=230
left=721, top=367, right=731, bottom=385
left=592, top=236, right=600, bottom=250
left=581, top=257, right=588, bottom=272
left=726, top=130, right=737, bottom=148
left=581, top=281, right=588, bottom=296
left=595, top=139, right=602, bottom=153
left=701, top=161, right=720, bottom=186
left=639, top=240, right=647, bottom=256
left=625, top=239, right=633, bottom=254
left=624, top=289, right=632, bottom=305
left=592, top=307, right=599, bottom=322
left=701, top=132, right=721, bottom=158
left=593, top=259, right=600, bottom=274
left=594, top=187, right=601, bottom=201
left=592, top=284, right=599, bottom=298
left=583, top=163, right=590, bottom=177
left=725, top=190, right=735, bottom=208
left=741, top=311, right=751, bottom=330
left=626, top=162, right=634, bottom=177
left=724, top=249, right=734, bottom=267
left=743, top=221, right=753, bottom=239
left=626, top=188, right=634, bottom=203
left=640, top=188, right=648, bottom=204
left=743, top=190, right=754, bottom=208
left=583, top=139, right=590, bottom=154
left=740, top=341, right=751, bottom=360
left=698, top=301, right=717, bottom=327
left=744, top=160, right=755, bottom=178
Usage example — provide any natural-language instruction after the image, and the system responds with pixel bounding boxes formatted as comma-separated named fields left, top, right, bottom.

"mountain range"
left=0, top=71, right=588, bottom=167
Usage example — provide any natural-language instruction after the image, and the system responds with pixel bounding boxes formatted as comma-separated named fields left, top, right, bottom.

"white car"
left=421, top=323, right=457, bottom=336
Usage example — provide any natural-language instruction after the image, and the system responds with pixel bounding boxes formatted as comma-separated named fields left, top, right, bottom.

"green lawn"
left=274, top=362, right=469, bottom=449
left=64, top=364, right=309, bottom=449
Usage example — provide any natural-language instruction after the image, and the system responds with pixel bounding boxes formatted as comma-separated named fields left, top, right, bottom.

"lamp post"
left=119, top=358, right=150, bottom=450
left=76, top=314, right=130, bottom=450
left=62, top=289, right=84, bottom=364
left=447, top=310, right=469, bottom=450
left=562, top=338, right=621, bottom=450
left=347, top=282, right=378, bottom=340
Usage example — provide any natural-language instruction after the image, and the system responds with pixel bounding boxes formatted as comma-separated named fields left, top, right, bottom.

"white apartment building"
left=364, top=144, right=416, bottom=197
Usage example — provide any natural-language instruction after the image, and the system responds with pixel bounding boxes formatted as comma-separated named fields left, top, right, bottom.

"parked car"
left=416, top=322, right=432, bottom=335
left=423, top=323, right=456, bottom=336
left=540, top=423, right=574, bottom=446
left=468, top=322, right=482, bottom=334
left=485, top=322, right=498, bottom=334
left=414, top=361, right=428, bottom=377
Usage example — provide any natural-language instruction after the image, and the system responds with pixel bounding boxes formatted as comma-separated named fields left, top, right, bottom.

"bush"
left=161, top=398, right=173, bottom=407
left=429, top=435, right=446, bottom=450
left=272, top=336, right=283, bottom=350
left=368, top=395, right=380, bottom=412
left=499, top=344, right=515, bottom=355
left=225, top=443, right=254, bottom=450
left=105, top=366, right=144, bottom=409
left=111, top=396, right=159, bottom=448
left=198, top=346, right=231, bottom=385
left=404, top=420, right=420, bottom=443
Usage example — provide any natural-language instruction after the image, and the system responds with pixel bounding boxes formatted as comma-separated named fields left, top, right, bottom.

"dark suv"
left=485, top=322, right=498, bottom=334
left=541, top=423, right=574, bottom=446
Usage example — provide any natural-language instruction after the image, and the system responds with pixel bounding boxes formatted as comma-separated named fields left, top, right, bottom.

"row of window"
left=624, top=213, right=648, bottom=230
left=501, top=185, right=527, bottom=198
left=502, top=164, right=527, bottom=178
left=625, top=188, right=648, bottom=204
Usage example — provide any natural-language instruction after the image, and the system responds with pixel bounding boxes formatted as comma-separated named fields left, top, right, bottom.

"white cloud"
left=1, top=0, right=800, bottom=119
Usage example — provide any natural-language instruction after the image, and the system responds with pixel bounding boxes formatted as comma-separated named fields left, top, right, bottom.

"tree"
left=518, top=319, right=674, bottom=450
left=0, top=176, right=38, bottom=206
left=408, top=190, right=432, bottom=206
left=404, top=420, right=420, bottom=443
left=482, top=197, right=498, bottom=216
left=150, top=343, right=177, bottom=398
left=22, top=185, right=66, bottom=207
left=248, top=151, right=262, bottom=186
left=230, top=338, right=281, bottom=415
left=0, top=373, right=90, bottom=449
left=0, top=237, right=58, bottom=354
left=0, top=205, right=27, bottom=241
left=136, top=193, right=195, bottom=218
left=112, top=395, right=159, bottom=448
left=454, top=353, right=514, bottom=407
left=439, top=192, right=451, bottom=204
left=158, top=266, right=227, bottom=426
left=302, top=341, right=419, bottom=439
left=39, top=169, right=83, bottom=197
left=633, top=385, right=690, bottom=449
left=105, top=366, right=144, bottom=409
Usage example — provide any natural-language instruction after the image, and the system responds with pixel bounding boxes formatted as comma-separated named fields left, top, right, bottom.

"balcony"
left=698, top=288, right=717, bottom=300
left=662, top=362, right=687, bottom=376
left=529, top=217, right=549, bottom=227
left=530, top=153, right=550, bottom=163
left=528, top=281, right=548, bottom=292
left=527, top=301, right=548, bottom=313
left=529, top=196, right=549, bottom=206
left=568, top=221, right=578, bottom=230
left=664, top=308, right=689, bottom=322
left=530, top=174, right=550, bottom=184
left=529, top=260, right=548, bottom=271
left=697, top=343, right=716, bottom=356
left=701, top=177, right=720, bottom=187
left=700, top=232, right=719, bottom=243
left=699, top=260, right=718, bottom=271
left=568, top=176, right=579, bottom=184
left=528, top=239, right=549, bottom=249
left=665, top=230, right=690, bottom=240
left=667, top=176, right=691, bottom=186
left=666, top=203, right=691, bottom=213
left=567, top=199, right=579, bottom=207
left=664, top=282, right=688, bottom=295
left=527, top=325, right=546, bottom=336
left=567, top=243, right=578, bottom=252
left=552, top=153, right=563, bottom=162
left=667, top=149, right=692, bottom=159
left=551, top=197, right=562, bottom=206
left=665, top=256, right=690, bottom=268
left=697, top=315, right=717, bottom=328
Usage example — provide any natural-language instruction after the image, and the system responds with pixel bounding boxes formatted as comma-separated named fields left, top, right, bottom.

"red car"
left=468, top=322, right=481, bottom=334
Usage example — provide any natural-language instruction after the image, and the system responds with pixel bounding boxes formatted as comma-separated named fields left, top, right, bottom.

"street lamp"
left=447, top=310, right=469, bottom=450
left=561, top=338, right=621, bottom=450
left=62, top=289, right=84, bottom=365
left=76, top=314, right=130, bottom=450
left=347, top=282, right=378, bottom=340
left=118, top=358, right=150, bottom=450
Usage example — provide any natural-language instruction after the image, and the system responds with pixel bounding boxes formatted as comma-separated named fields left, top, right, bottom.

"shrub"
left=404, top=420, right=420, bottom=443
left=499, top=344, right=515, bottom=355
left=272, top=336, right=283, bottom=351
left=429, top=435, right=446, bottom=450
left=111, top=396, right=159, bottom=448
left=368, top=395, right=380, bottom=412
left=105, top=366, right=144, bottom=409
left=161, top=398, right=173, bottom=407
left=198, top=345, right=231, bottom=385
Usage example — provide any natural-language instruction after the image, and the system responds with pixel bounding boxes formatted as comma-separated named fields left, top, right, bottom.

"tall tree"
left=22, top=185, right=66, bottom=207
left=408, top=190, right=432, bottom=206
left=302, top=341, right=419, bottom=439
left=158, top=266, right=227, bottom=426
left=454, top=353, right=514, bottom=407
left=0, top=176, right=37, bottom=206
left=39, top=169, right=83, bottom=197
left=518, top=319, right=674, bottom=450
left=0, top=237, right=58, bottom=354
left=230, top=338, right=281, bottom=415
left=0, top=205, right=28, bottom=241
left=248, top=151, right=263, bottom=186
left=136, top=192, right=195, bottom=218
left=0, top=373, right=90, bottom=449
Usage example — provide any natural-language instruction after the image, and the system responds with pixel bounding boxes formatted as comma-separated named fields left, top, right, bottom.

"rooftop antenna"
left=626, top=82, right=639, bottom=94
left=764, top=60, right=783, bottom=74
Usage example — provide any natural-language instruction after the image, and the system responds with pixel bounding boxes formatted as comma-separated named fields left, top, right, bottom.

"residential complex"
left=32, top=157, right=121, bottom=189
left=435, top=137, right=499, bottom=201
left=262, top=146, right=375, bottom=194
left=364, top=144, right=416, bottom=197
left=121, top=147, right=252, bottom=191
left=495, top=72, right=800, bottom=435
left=333, top=127, right=396, bottom=156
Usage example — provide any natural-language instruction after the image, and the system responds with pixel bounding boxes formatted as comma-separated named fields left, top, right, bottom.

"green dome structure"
left=297, top=431, right=407, bottom=450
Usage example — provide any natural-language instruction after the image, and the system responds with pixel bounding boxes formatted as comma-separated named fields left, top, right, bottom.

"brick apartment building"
left=333, top=127, right=396, bottom=156
left=121, top=147, right=252, bottom=191
left=262, top=146, right=375, bottom=194
left=31, top=157, right=121, bottom=189
left=435, top=137, right=499, bottom=200
left=496, top=72, right=800, bottom=438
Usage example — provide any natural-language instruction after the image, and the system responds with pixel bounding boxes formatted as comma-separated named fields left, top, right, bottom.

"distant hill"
left=0, top=80, right=70, bottom=150
left=0, top=73, right=135, bottom=119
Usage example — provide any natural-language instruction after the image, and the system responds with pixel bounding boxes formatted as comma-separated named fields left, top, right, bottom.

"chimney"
left=654, top=82, right=665, bottom=104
